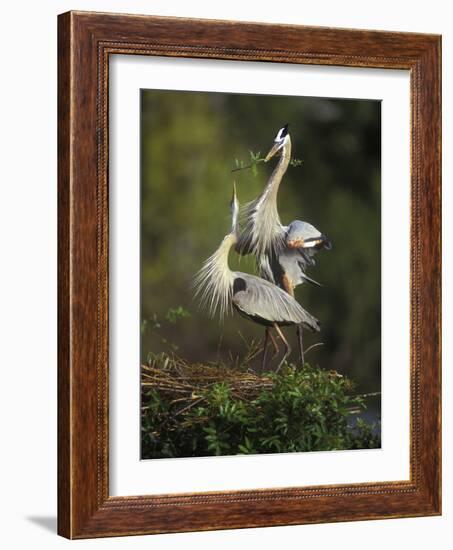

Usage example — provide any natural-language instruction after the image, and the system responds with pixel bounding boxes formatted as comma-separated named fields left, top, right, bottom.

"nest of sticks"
left=141, top=352, right=273, bottom=414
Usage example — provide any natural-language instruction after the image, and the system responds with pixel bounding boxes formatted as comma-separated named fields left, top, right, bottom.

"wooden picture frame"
left=58, top=10, right=441, bottom=538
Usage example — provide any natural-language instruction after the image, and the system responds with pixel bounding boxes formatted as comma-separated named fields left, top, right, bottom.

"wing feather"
left=232, top=273, right=320, bottom=331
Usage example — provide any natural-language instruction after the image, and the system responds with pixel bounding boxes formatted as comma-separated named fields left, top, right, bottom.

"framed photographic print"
left=58, top=11, right=441, bottom=538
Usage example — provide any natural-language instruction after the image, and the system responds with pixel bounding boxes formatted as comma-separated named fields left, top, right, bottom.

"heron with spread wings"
left=194, top=183, right=320, bottom=372
left=236, top=124, right=331, bottom=363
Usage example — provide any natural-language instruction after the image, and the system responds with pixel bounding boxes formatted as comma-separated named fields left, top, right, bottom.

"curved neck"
left=246, top=137, right=291, bottom=255
left=265, top=136, right=291, bottom=199
left=216, top=233, right=237, bottom=274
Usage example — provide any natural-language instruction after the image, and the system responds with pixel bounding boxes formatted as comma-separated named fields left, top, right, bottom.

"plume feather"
left=193, top=234, right=235, bottom=320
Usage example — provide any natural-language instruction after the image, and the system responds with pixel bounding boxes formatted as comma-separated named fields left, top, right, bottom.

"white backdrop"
left=110, top=57, right=410, bottom=495
left=0, top=1, right=450, bottom=548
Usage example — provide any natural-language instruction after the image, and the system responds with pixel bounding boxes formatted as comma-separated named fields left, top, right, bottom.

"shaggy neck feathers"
left=194, top=233, right=236, bottom=320
left=243, top=136, right=291, bottom=257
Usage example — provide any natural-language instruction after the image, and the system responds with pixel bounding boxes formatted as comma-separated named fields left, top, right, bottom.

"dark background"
left=140, top=89, right=381, bottom=411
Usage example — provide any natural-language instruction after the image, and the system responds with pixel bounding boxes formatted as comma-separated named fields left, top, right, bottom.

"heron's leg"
left=269, top=329, right=280, bottom=357
left=297, top=325, right=304, bottom=366
left=261, top=328, right=270, bottom=373
left=273, top=324, right=291, bottom=373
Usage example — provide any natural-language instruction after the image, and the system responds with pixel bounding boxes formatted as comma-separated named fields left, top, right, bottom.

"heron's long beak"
left=264, top=142, right=282, bottom=162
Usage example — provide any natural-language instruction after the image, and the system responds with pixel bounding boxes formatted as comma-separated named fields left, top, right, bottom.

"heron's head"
left=265, top=123, right=290, bottom=162
left=230, top=181, right=239, bottom=234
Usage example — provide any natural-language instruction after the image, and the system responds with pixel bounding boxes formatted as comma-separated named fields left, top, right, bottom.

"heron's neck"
left=258, top=138, right=291, bottom=220
left=215, top=233, right=237, bottom=277
left=250, top=138, right=291, bottom=253
left=266, top=137, right=291, bottom=200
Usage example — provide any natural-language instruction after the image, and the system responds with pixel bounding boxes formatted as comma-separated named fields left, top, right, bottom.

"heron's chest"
left=277, top=250, right=310, bottom=288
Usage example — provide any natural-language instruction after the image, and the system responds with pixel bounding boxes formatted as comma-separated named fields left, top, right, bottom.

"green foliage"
left=289, top=157, right=304, bottom=168
left=141, top=308, right=191, bottom=353
left=141, top=362, right=380, bottom=459
left=165, top=306, right=191, bottom=324
left=232, top=150, right=304, bottom=176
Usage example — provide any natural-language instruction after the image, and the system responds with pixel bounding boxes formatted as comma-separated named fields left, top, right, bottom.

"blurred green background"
left=140, top=89, right=381, bottom=410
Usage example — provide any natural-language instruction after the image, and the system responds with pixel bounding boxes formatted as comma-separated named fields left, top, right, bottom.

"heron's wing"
left=285, top=220, right=331, bottom=251
left=278, top=248, right=321, bottom=287
left=232, top=273, right=320, bottom=331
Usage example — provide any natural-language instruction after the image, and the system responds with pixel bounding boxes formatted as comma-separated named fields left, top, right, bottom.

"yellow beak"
left=264, top=142, right=281, bottom=162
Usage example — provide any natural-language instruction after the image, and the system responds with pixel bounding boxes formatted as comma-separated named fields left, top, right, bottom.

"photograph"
left=140, top=89, right=382, bottom=459
left=0, top=3, right=438, bottom=543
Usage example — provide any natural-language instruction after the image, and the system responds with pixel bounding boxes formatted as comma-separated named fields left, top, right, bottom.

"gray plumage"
left=232, top=273, right=320, bottom=331
left=194, top=183, right=320, bottom=365
left=236, top=125, right=331, bottom=295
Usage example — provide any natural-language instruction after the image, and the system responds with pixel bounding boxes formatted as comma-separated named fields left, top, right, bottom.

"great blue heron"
left=236, top=124, right=331, bottom=362
left=194, top=183, right=320, bottom=372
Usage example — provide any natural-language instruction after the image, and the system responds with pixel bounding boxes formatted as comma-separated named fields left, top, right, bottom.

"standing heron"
left=236, top=124, right=331, bottom=363
left=194, top=183, right=320, bottom=372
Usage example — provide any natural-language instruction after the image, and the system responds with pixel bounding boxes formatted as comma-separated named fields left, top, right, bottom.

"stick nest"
left=141, top=353, right=273, bottom=412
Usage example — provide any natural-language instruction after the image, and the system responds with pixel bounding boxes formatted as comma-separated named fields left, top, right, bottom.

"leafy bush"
left=165, top=306, right=191, bottom=324
left=141, top=361, right=380, bottom=459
